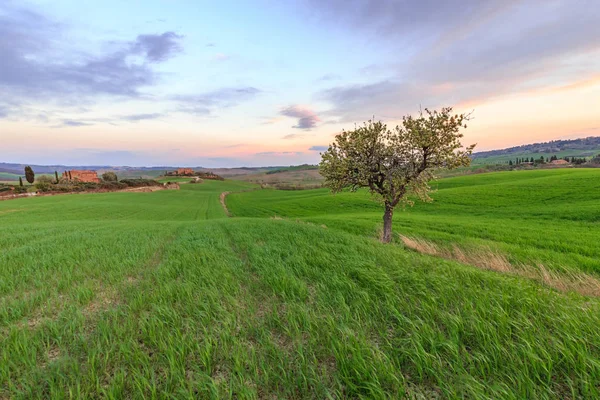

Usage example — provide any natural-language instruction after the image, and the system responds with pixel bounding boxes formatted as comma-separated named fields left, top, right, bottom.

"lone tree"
left=101, top=172, right=118, bottom=182
left=24, top=166, right=35, bottom=185
left=320, top=107, right=475, bottom=243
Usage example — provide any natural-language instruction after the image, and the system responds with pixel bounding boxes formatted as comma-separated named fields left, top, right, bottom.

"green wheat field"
left=2, top=170, right=600, bottom=398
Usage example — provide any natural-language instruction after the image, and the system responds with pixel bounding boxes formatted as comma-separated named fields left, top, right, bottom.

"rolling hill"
left=472, top=136, right=600, bottom=164
left=1, top=170, right=599, bottom=398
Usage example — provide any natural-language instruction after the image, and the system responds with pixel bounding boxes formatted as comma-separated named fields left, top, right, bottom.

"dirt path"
left=220, top=192, right=231, bottom=217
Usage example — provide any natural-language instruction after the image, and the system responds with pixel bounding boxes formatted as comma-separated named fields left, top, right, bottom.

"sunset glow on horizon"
left=2, top=0, right=599, bottom=167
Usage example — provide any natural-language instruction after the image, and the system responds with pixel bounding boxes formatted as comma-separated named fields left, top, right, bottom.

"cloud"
left=282, top=133, right=312, bottom=139
left=119, top=113, right=163, bottom=122
left=280, top=105, right=320, bottom=130
left=316, top=73, right=340, bottom=82
left=0, top=3, right=183, bottom=118
left=56, top=119, right=94, bottom=127
left=308, top=145, right=328, bottom=151
left=50, top=113, right=163, bottom=127
left=306, top=0, right=600, bottom=122
left=133, top=32, right=183, bottom=62
left=175, top=87, right=261, bottom=115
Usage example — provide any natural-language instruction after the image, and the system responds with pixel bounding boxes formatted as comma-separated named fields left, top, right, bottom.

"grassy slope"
left=235, top=169, right=323, bottom=186
left=0, top=172, right=21, bottom=181
left=1, top=172, right=55, bottom=185
left=228, top=169, right=600, bottom=274
left=1, top=175, right=600, bottom=398
left=471, top=147, right=600, bottom=165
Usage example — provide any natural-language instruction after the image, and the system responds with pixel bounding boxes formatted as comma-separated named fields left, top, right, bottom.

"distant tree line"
left=507, top=155, right=588, bottom=166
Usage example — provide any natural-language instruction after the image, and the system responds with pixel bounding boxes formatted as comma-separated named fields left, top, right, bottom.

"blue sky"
left=1, top=0, right=599, bottom=167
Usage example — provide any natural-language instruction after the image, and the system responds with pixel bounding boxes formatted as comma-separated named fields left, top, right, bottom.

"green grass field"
left=2, top=171, right=600, bottom=398
left=228, top=169, right=600, bottom=275
left=0, top=172, right=23, bottom=185
left=1, top=172, right=57, bottom=186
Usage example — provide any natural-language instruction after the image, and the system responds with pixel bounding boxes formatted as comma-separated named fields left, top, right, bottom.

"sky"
left=1, top=0, right=599, bottom=167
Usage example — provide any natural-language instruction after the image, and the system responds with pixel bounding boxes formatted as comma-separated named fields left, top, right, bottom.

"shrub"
left=80, top=182, right=99, bottom=190
left=196, top=172, right=225, bottom=181
left=119, top=179, right=161, bottom=187
left=13, top=186, right=28, bottom=194
left=101, top=172, right=118, bottom=182
left=35, top=175, right=54, bottom=192
left=100, top=181, right=127, bottom=190
left=54, top=184, right=77, bottom=192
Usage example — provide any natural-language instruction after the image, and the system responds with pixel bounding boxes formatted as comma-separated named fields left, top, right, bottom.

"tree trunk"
left=382, top=203, right=394, bottom=243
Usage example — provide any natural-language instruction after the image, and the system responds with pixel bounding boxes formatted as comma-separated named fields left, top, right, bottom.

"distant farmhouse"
left=62, top=170, right=100, bottom=183
left=166, top=168, right=195, bottom=176
left=177, top=168, right=195, bottom=176
left=550, top=159, right=569, bottom=165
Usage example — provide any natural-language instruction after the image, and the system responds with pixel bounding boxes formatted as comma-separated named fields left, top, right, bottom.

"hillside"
left=1, top=170, right=600, bottom=398
left=472, top=136, right=600, bottom=164
left=228, top=169, right=600, bottom=275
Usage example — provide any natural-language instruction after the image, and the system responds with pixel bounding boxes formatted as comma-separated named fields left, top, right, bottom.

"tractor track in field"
left=220, top=188, right=260, bottom=217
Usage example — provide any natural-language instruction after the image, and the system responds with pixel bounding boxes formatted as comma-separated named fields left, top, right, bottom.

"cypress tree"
left=24, top=166, right=35, bottom=184
left=55, top=171, right=59, bottom=183
left=19, top=177, right=23, bottom=186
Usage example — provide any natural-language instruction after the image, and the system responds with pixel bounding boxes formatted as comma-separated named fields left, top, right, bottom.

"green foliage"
left=55, top=171, right=59, bottom=183
left=19, top=176, right=23, bottom=187
left=24, top=166, right=35, bottom=184
left=101, top=172, right=118, bottom=182
left=119, top=178, right=161, bottom=187
left=34, top=175, right=54, bottom=192
left=100, top=181, right=128, bottom=190
left=320, top=107, right=474, bottom=242
left=196, top=172, right=225, bottom=181
left=0, top=178, right=599, bottom=398
left=13, top=185, right=28, bottom=194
